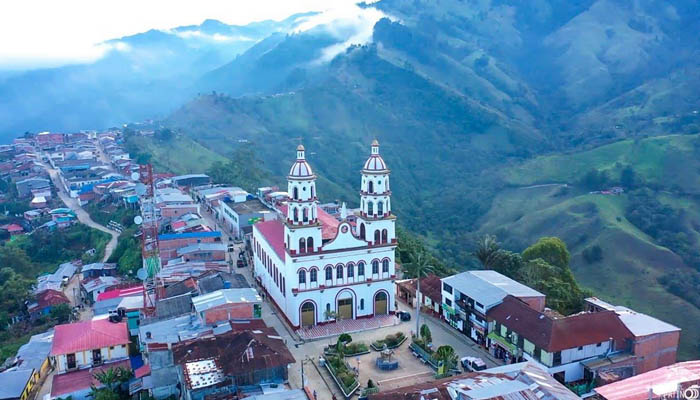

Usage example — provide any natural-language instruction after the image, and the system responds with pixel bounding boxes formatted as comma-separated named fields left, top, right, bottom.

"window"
left=367, top=201, right=374, bottom=215
left=293, top=186, right=298, bottom=200
left=359, top=223, right=366, bottom=239
left=475, top=301, right=483, bottom=309
left=336, top=265, right=344, bottom=279
left=299, top=238, right=306, bottom=253
left=303, top=207, right=309, bottom=222
left=293, top=207, right=298, bottom=222
left=282, top=278, right=286, bottom=296
left=382, top=229, right=388, bottom=243
left=298, top=270, right=306, bottom=284
left=596, top=342, right=602, bottom=347
left=347, top=264, right=354, bottom=278
left=325, top=267, right=332, bottom=281
left=307, top=237, right=314, bottom=252
left=310, top=269, right=317, bottom=283
left=382, top=259, right=389, bottom=273
left=443, top=283, right=453, bottom=294
left=372, top=260, right=379, bottom=274
left=368, top=181, right=374, bottom=193
left=326, top=303, right=331, bottom=313
left=445, top=298, right=452, bottom=306
left=358, top=262, right=365, bottom=276
left=553, top=351, right=562, bottom=366
left=377, top=201, right=384, bottom=216
left=360, top=299, right=364, bottom=310
left=374, top=230, right=380, bottom=244
left=577, top=346, right=583, bottom=351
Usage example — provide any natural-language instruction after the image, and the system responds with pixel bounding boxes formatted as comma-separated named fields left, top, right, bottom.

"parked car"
left=461, top=356, right=487, bottom=372
left=396, top=311, right=411, bottom=321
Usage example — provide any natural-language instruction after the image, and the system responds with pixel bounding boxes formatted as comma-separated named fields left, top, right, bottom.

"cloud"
left=293, top=3, right=391, bottom=64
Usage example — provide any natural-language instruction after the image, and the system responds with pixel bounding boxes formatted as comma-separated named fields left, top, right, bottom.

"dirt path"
left=44, top=165, right=119, bottom=262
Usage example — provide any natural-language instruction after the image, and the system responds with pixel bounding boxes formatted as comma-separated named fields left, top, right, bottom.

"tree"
left=521, top=237, right=571, bottom=271
left=473, top=234, right=502, bottom=269
left=93, top=366, right=133, bottom=395
left=434, top=345, right=458, bottom=369
left=50, top=303, right=72, bottom=323
left=404, top=251, right=435, bottom=336
left=620, top=166, right=637, bottom=188
left=419, top=323, right=432, bottom=345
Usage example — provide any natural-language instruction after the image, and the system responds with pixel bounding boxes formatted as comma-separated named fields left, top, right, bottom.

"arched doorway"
left=337, top=291, right=354, bottom=320
left=360, top=223, right=366, bottom=240
left=374, top=291, right=388, bottom=315
left=301, top=301, right=316, bottom=328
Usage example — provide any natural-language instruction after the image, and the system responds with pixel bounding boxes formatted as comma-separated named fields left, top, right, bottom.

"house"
left=30, top=196, right=47, bottom=208
left=27, top=289, right=70, bottom=319
left=50, top=359, right=131, bottom=400
left=176, top=242, right=226, bottom=262
left=158, top=231, right=222, bottom=263
left=23, top=210, right=42, bottom=222
left=583, top=297, right=680, bottom=377
left=486, top=295, right=633, bottom=383
left=4, top=224, right=24, bottom=236
left=171, top=174, right=211, bottom=188
left=50, top=319, right=129, bottom=373
left=36, top=262, right=78, bottom=293
left=594, top=360, right=700, bottom=400
left=0, top=370, right=35, bottom=400
left=441, top=270, right=545, bottom=345
left=191, top=288, right=262, bottom=325
left=81, top=262, right=117, bottom=279
left=252, top=142, right=397, bottom=329
left=368, top=361, right=580, bottom=400
left=11, top=329, right=54, bottom=384
left=220, top=198, right=272, bottom=239
left=172, top=327, right=295, bottom=400
left=396, top=274, right=443, bottom=314
left=15, top=177, right=50, bottom=198
left=81, top=276, right=121, bottom=303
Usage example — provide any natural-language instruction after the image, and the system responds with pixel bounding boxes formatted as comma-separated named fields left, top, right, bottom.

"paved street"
left=42, top=162, right=119, bottom=261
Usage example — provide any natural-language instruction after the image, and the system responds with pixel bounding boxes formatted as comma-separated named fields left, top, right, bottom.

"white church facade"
left=252, top=140, right=397, bottom=328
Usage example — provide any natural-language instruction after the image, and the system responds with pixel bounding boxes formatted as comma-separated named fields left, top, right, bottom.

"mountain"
left=0, top=13, right=315, bottom=139
left=161, top=0, right=700, bottom=358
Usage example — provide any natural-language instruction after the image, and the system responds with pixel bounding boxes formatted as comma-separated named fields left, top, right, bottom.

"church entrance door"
left=374, top=291, right=388, bottom=315
left=338, top=298, right=353, bottom=320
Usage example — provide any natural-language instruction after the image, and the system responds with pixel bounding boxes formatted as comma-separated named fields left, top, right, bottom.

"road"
left=42, top=163, right=119, bottom=262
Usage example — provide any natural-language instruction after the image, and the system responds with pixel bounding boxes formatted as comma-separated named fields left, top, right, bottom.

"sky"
left=0, top=0, right=376, bottom=70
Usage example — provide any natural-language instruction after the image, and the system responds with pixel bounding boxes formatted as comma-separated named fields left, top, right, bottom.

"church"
left=252, top=140, right=397, bottom=329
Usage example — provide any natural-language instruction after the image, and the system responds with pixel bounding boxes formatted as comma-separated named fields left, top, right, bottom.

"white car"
left=461, top=356, right=487, bottom=372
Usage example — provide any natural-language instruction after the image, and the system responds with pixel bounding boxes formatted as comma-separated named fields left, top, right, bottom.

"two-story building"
left=219, top=198, right=272, bottom=239
left=50, top=319, right=130, bottom=373
left=487, top=295, right=633, bottom=383
left=441, top=270, right=545, bottom=345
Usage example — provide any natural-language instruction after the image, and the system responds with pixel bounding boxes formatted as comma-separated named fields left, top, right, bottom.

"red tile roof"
left=50, top=319, right=129, bottom=355
left=6, top=223, right=23, bottom=232
left=488, top=296, right=633, bottom=352
left=51, top=359, right=130, bottom=398
left=317, top=207, right=339, bottom=240
left=595, top=361, right=700, bottom=400
left=29, top=289, right=70, bottom=312
left=134, top=364, right=151, bottom=378
left=96, top=284, right=144, bottom=301
left=255, top=219, right=286, bottom=261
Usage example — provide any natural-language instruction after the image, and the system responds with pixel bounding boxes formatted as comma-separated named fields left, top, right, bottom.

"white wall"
left=55, top=344, right=129, bottom=373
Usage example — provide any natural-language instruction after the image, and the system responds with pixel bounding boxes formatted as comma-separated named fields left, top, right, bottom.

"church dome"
left=289, top=144, right=315, bottom=179
left=362, top=140, right=389, bottom=173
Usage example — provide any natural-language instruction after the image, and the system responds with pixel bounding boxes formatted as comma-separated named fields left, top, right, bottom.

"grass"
left=483, top=134, right=700, bottom=359
left=127, top=134, right=228, bottom=175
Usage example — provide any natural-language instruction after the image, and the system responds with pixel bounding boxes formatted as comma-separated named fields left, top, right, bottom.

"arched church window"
left=358, top=262, right=365, bottom=276
left=293, top=187, right=299, bottom=200
left=347, top=263, right=354, bottom=278
left=307, top=237, right=314, bottom=252
left=377, top=201, right=384, bottom=216
left=299, top=238, right=306, bottom=253
left=368, top=181, right=374, bottom=194
left=382, top=259, right=389, bottom=273
left=311, top=185, right=315, bottom=198
left=336, top=265, right=344, bottom=279
left=374, top=230, right=380, bottom=244
left=367, top=201, right=374, bottom=215
left=293, top=207, right=298, bottom=222
left=325, top=267, right=333, bottom=281
left=360, top=223, right=366, bottom=240
left=372, top=260, right=379, bottom=274
left=303, top=207, right=309, bottom=222
left=310, top=269, right=317, bottom=282
left=298, top=270, right=306, bottom=284
left=382, top=229, right=388, bottom=244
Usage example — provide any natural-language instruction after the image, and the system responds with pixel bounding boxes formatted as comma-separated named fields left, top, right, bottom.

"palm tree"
left=434, top=345, right=458, bottom=370
left=473, top=234, right=502, bottom=269
left=404, top=250, right=435, bottom=336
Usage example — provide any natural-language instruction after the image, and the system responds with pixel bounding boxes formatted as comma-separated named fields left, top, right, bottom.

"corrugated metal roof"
left=442, top=271, right=544, bottom=309
left=192, top=288, right=261, bottom=313
left=50, top=320, right=129, bottom=355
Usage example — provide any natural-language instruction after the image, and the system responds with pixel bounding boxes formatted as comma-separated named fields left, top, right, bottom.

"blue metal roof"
left=158, top=231, right=221, bottom=240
